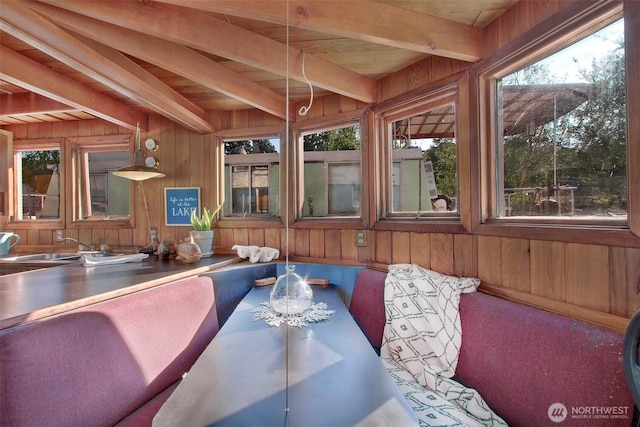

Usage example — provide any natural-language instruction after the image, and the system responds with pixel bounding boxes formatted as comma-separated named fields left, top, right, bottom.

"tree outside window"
left=496, top=20, right=626, bottom=220
left=17, top=148, right=60, bottom=220
left=390, top=103, right=458, bottom=215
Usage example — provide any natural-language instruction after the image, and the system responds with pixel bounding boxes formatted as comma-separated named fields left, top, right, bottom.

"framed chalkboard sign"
left=164, top=187, right=200, bottom=226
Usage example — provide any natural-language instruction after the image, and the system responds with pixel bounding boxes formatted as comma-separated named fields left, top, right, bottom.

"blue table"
left=153, top=285, right=418, bottom=426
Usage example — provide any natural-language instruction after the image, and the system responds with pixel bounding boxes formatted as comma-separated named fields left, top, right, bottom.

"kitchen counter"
left=0, top=254, right=242, bottom=330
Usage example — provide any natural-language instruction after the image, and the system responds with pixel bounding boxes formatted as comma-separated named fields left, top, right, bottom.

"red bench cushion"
left=349, top=268, right=635, bottom=426
left=456, top=292, right=634, bottom=426
left=350, top=268, right=386, bottom=351
left=0, top=276, right=218, bottom=427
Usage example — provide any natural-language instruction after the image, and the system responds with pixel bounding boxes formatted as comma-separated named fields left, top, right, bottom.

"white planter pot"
left=189, top=230, right=214, bottom=257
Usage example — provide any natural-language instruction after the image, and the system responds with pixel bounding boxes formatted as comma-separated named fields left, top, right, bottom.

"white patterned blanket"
left=380, top=264, right=506, bottom=426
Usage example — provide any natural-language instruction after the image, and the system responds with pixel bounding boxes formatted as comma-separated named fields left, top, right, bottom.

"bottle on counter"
left=158, top=240, right=171, bottom=260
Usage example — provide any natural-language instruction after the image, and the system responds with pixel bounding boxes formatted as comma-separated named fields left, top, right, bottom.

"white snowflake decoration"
left=252, top=301, right=335, bottom=327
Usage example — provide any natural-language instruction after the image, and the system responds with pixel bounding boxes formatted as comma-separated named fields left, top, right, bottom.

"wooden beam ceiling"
left=26, top=1, right=293, bottom=120
left=155, top=0, right=483, bottom=62
left=0, top=1, right=213, bottom=133
left=0, top=0, right=519, bottom=130
left=0, top=45, right=147, bottom=130
left=35, top=0, right=378, bottom=103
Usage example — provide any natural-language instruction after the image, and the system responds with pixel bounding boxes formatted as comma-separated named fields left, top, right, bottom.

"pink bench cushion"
left=350, top=268, right=386, bottom=351
left=349, top=268, right=634, bottom=426
left=456, top=292, right=634, bottom=427
left=115, top=382, right=179, bottom=426
left=0, top=276, right=219, bottom=427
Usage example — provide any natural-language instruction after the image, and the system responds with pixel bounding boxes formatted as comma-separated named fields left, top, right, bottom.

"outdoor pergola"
left=393, top=83, right=594, bottom=140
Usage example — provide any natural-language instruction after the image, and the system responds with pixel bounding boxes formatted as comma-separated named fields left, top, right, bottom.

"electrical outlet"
left=56, top=230, right=64, bottom=242
left=150, top=227, right=158, bottom=242
left=355, top=230, right=367, bottom=247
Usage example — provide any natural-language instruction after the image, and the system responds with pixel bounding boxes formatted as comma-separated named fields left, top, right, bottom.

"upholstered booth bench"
left=0, top=276, right=219, bottom=427
left=3, top=263, right=634, bottom=427
left=349, top=268, right=636, bottom=427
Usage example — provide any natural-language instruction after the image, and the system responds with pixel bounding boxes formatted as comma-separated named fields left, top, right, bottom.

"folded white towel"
left=81, top=253, right=149, bottom=266
left=232, top=245, right=279, bottom=263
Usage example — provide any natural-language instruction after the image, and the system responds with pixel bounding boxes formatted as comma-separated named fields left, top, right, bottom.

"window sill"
left=478, top=221, right=640, bottom=248
left=4, top=219, right=64, bottom=229
left=70, top=219, right=133, bottom=229
left=217, top=217, right=284, bottom=229
left=373, top=217, right=466, bottom=234
left=293, top=217, right=366, bottom=230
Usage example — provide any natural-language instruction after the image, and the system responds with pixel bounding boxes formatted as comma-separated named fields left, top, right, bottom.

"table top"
left=0, top=255, right=241, bottom=330
left=153, top=285, right=418, bottom=427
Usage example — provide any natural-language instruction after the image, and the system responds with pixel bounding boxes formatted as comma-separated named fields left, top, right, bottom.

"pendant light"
left=270, top=264, right=313, bottom=315
left=268, top=0, right=317, bottom=318
left=267, top=3, right=314, bottom=422
left=113, top=122, right=164, bottom=253
left=113, top=123, right=165, bottom=181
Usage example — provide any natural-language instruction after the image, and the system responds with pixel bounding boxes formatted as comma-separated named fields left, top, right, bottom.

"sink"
left=0, top=255, right=76, bottom=276
left=0, top=252, right=123, bottom=275
left=0, top=263, right=70, bottom=276
left=0, top=252, right=81, bottom=262
left=0, top=252, right=123, bottom=266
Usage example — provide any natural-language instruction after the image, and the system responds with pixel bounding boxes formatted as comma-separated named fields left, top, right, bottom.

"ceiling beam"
left=0, top=92, right=74, bottom=116
left=77, top=36, right=215, bottom=133
left=1, top=1, right=214, bottom=133
left=25, top=1, right=292, bottom=120
left=155, top=0, right=483, bottom=62
left=35, top=0, right=378, bottom=103
left=0, top=45, right=147, bottom=130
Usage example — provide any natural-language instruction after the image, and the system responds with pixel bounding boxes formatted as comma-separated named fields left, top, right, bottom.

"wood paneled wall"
left=3, top=111, right=637, bottom=331
left=2, top=0, right=638, bottom=331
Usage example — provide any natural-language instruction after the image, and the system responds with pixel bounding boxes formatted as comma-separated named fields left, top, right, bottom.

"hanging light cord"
left=284, top=0, right=291, bottom=425
left=298, top=52, right=313, bottom=116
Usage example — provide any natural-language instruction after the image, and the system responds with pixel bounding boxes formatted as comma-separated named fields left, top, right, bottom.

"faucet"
left=60, top=237, right=96, bottom=252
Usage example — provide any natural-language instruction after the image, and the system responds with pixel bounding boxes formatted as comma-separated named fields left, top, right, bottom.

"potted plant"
left=189, top=205, right=222, bottom=257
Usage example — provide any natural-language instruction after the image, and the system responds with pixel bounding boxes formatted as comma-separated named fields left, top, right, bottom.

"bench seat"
left=0, top=276, right=219, bottom=427
left=349, top=267, right=635, bottom=426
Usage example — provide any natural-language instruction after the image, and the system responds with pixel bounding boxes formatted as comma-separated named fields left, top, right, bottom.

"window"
left=224, top=138, right=280, bottom=218
left=377, top=73, right=462, bottom=222
left=299, top=123, right=361, bottom=218
left=389, top=104, right=457, bottom=215
left=14, top=141, right=61, bottom=220
left=8, top=135, right=132, bottom=225
left=70, top=136, right=131, bottom=220
left=493, top=19, right=626, bottom=223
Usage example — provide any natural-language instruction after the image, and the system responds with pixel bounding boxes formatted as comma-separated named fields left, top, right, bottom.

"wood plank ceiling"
left=0, top=0, right=518, bottom=133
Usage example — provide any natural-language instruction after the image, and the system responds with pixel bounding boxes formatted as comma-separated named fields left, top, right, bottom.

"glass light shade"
left=270, top=265, right=313, bottom=315
left=113, top=150, right=165, bottom=181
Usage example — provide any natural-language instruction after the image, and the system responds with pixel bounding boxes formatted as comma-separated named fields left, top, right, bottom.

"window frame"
left=8, top=138, right=64, bottom=227
left=385, top=98, right=459, bottom=219
left=68, top=135, right=132, bottom=223
left=4, top=135, right=136, bottom=232
left=472, top=1, right=640, bottom=247
left=214, top=126, right=286, bottom=229
left=371, top=71, right=469, bottom=234
left=292, top=109, right=369, bottom=230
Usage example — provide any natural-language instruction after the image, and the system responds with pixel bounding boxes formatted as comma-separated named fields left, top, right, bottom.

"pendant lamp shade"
left=113, top=123, right=165, bottom=181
